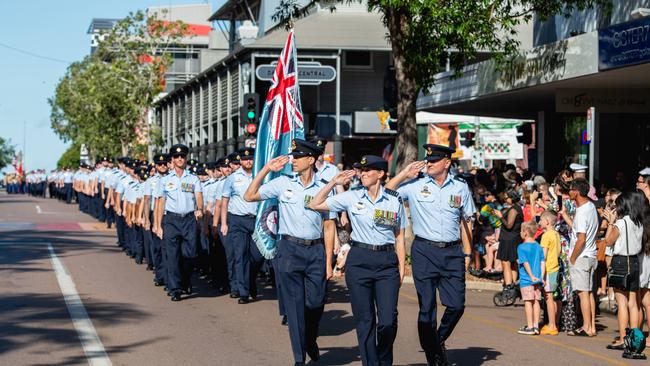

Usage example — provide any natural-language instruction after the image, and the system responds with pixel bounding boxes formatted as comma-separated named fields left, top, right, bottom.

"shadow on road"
left=0, top=293, right=164, bottom=358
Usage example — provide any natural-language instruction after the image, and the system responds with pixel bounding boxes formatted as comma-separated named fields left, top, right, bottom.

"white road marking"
left=36, top=205, right=42, bottom=214
left=48, top=243, right=112, bottom=366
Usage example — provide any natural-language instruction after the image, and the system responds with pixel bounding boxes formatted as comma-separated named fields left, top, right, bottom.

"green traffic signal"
left=247, top=111, right=255, bottom=119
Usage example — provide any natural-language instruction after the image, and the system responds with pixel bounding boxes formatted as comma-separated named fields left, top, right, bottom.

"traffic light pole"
left=333, top=50, right=342, bottom=165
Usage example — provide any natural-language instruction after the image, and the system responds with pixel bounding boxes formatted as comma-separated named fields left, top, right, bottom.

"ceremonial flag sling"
left=252, top=30, right=304, bottom=259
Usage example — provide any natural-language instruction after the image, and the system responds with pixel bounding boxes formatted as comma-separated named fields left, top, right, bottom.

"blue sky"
left=0, top=0, right=223, bottom=174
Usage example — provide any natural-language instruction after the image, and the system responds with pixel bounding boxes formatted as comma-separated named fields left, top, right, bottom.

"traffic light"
left=516, top=123, right=533, bottom=145
left=460, top=130, right=476, bottom=148
left=240, top=93, right=260, bottom=134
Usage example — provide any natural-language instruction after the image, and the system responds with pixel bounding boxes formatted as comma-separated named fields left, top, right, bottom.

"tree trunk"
left=386, top=8, right=419, bottom=172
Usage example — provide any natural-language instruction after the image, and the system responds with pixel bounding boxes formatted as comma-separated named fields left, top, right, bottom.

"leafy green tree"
left=0, top=137, right=16, bottom=171
left=275, top=0, right=608, bottom=168
left=50, top=10, right=189, bottom=158
left=57, top=143, right=81, bottom=169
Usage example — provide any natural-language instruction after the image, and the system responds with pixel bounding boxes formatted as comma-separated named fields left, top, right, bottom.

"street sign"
left=255, top=61, right=336, bottom=85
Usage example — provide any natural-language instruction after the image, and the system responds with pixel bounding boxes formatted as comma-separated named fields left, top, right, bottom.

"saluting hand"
left=403, top=161, right=426, bottom=179
left=333, top=170, right=356, bottom=186
left=266, top=156, right=290, bottom=172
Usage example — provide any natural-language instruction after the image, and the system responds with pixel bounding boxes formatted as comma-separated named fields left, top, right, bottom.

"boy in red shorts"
left=517, top=221, right=545, bottom=335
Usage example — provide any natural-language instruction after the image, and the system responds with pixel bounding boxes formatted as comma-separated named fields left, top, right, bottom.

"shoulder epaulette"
left=320, top=178, right=329, bottom=185
left=351, top=186, right=363, bottom=191
left=384, top=188, right=399, bottom=197
left=281, top=173, right=293, bottom=178
left=384, top=188, right=403, bottom=203
left=453, top=175, right=467, bottom=183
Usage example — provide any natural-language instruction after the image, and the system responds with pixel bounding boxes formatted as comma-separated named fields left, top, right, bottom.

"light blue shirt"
left=326, top=186, right=406, bottom=245
left=259, top=174, right=336, bottom=240
left=202, top=178, right=217, bottom=205
left=144, top=174, right=161, bottom=210
left=63, top=171, right=73, bottom=183
left=222, top=168, right=258, bottom=216
left=115, top=174, right=131, bottom=196
left=315, top=162, right=339, bottom=183
left=397, top=174, right=476, bottom=242
left=157, top=169, right=202, bottom=215
left=124, top=181, right=140, bottom=204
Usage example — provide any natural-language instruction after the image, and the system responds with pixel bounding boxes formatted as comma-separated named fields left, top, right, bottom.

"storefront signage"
left=556, top=89, right=650, bottom=113
left=599, top=17, right=650, bottom=70
left=255, top=61, right=336, bottom=85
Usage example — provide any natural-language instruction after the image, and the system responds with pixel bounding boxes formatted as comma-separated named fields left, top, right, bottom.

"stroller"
left=493, top=282, right=521, bottom=306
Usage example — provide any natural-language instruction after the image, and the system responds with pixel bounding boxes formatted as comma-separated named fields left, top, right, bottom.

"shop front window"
left=562, top=116, right=589, bottom=167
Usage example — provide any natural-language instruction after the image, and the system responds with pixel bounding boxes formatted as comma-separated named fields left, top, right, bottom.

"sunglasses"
left=172, top=154, right=186, bottom=159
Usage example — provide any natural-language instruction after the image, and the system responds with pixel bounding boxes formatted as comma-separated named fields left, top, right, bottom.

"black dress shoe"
left=181, top=286, right=192, bottom=295
left=307, top=342, right=320, bottom=361
left=229, top=292, right=239, bottom=299
left=281, top=315, right=288, bottom=326
left=238, top=297, right=250, bottom=304
left=146, top=265, right=153, bottom=271
left=607, top=343, right=625, bottom=350
left=135, top=259, right=142, bottom=265
left=171, top=293, right=181, bottom=301
left=154, top=280, right=165, bottom=287
left=294, top=363, right=305, bottom=366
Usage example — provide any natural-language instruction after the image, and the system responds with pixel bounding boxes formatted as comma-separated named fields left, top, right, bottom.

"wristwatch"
left=463, top=253, right=471, bottom=258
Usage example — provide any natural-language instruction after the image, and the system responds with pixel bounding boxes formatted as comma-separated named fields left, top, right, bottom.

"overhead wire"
left=0, top=41, right=71, bottom=64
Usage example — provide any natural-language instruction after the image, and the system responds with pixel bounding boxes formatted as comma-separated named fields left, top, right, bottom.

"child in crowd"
left=517, top=220, right=545, bottom=335
left=480, top=191, right=502, bottom=273
left=539, top=211, right=561, bottom=335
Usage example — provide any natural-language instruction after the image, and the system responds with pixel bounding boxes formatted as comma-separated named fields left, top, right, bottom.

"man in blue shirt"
left=220, top=147, right=261, bottom=304
left=144, top=153, right=169, bottom=286
left=154, top=144, right=204, bottom=302
left=243, top=139, right=336, bottom=365
left=387, top=144, right=476, bottom=366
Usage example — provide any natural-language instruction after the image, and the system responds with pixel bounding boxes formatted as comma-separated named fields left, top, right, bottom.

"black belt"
left=351, top=241, right=395, bottom=252
left=165, top=211, right=193, bottom=218
left=229, top=213, right=256, bottom=219
left=415, top=236, right=460, bottom=248
left=281, top=235, right=323, bottom=246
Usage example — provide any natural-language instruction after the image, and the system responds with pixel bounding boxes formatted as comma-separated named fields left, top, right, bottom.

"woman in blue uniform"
left=309, top=155, right=407, bottom=366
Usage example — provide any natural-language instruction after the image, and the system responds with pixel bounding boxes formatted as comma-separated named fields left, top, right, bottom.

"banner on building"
left=426, top=122, right=524, bottom=161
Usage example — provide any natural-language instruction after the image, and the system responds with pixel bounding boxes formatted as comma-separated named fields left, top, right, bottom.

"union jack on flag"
left=252, top=30, right=304, bottom=259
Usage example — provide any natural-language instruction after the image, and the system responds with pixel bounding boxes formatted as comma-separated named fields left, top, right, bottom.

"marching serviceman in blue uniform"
left=154, top=144, right=203, bottom=302
left=212, top=157, right=236, bottom=296
left=309, top=155, right=407, bottom=366
left=220, top=147, right=262, bottom=304
left=386, top=144, right=476, bottom=366
left=144, top=153, right=169, bottom=286
left=243, top=139, right=336, bottom=366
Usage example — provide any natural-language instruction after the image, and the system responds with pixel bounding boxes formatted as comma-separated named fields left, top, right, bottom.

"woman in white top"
left=630, top=190, right=650, bottom=348
left=602, top=192, right=645, bottom=349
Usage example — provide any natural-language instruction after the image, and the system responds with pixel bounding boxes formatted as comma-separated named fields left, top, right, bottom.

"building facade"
left=417, top=0, right=650, bottom=188
left=154, top=0, right=399, bottom=166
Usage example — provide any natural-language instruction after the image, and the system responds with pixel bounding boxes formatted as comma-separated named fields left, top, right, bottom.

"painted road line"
left=48, top=243, right=112, bottom=366
left=399, top=291, right=630, bottom=366
left=36, top=205, right=42, bottom=214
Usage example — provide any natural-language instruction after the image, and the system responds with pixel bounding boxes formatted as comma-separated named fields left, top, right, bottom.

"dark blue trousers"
left=277, top=239, right=326, bottom=363
left=228, top=214, right=263, bottom=298
left=345, top=246, right=400, bottom=366
left=219, top=225, right=238, bottom=293
left=162, top=214, right=197, bottom=295
left=411, top=239, right=465, bottom=364
left=64, top=183, right=72, bottom=203
left=143, top=226, right=153, bottom=266
left=134, top=225, right=144, bottom=263
left=152, top=225, right=166, bottom=284
left=272, top=256, right=286, bottom=317
left=116, top=214, right=126, bottom=249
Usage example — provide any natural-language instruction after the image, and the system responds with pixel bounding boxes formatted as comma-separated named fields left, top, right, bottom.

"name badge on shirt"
left=283, top=189, right=294, bottom=199
left=374, top=209, right=398, bottom=228
left=234, top=177, right=245, bottom=186
left=166, top=182, right=177, bottom=191
left=355, top=202, right=366, bottom=210
left=420, top=185, right=431, bottom=198
left=449, top=194, right=462, bottom=208
left=181, top=182, right=194, bottom=192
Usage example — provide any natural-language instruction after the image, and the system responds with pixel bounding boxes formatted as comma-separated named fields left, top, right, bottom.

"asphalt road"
left=0, top=192, right=644, bottom=366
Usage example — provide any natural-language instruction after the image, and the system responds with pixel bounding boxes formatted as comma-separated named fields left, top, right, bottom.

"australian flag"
left=252, top=30, right=304, bottom=259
